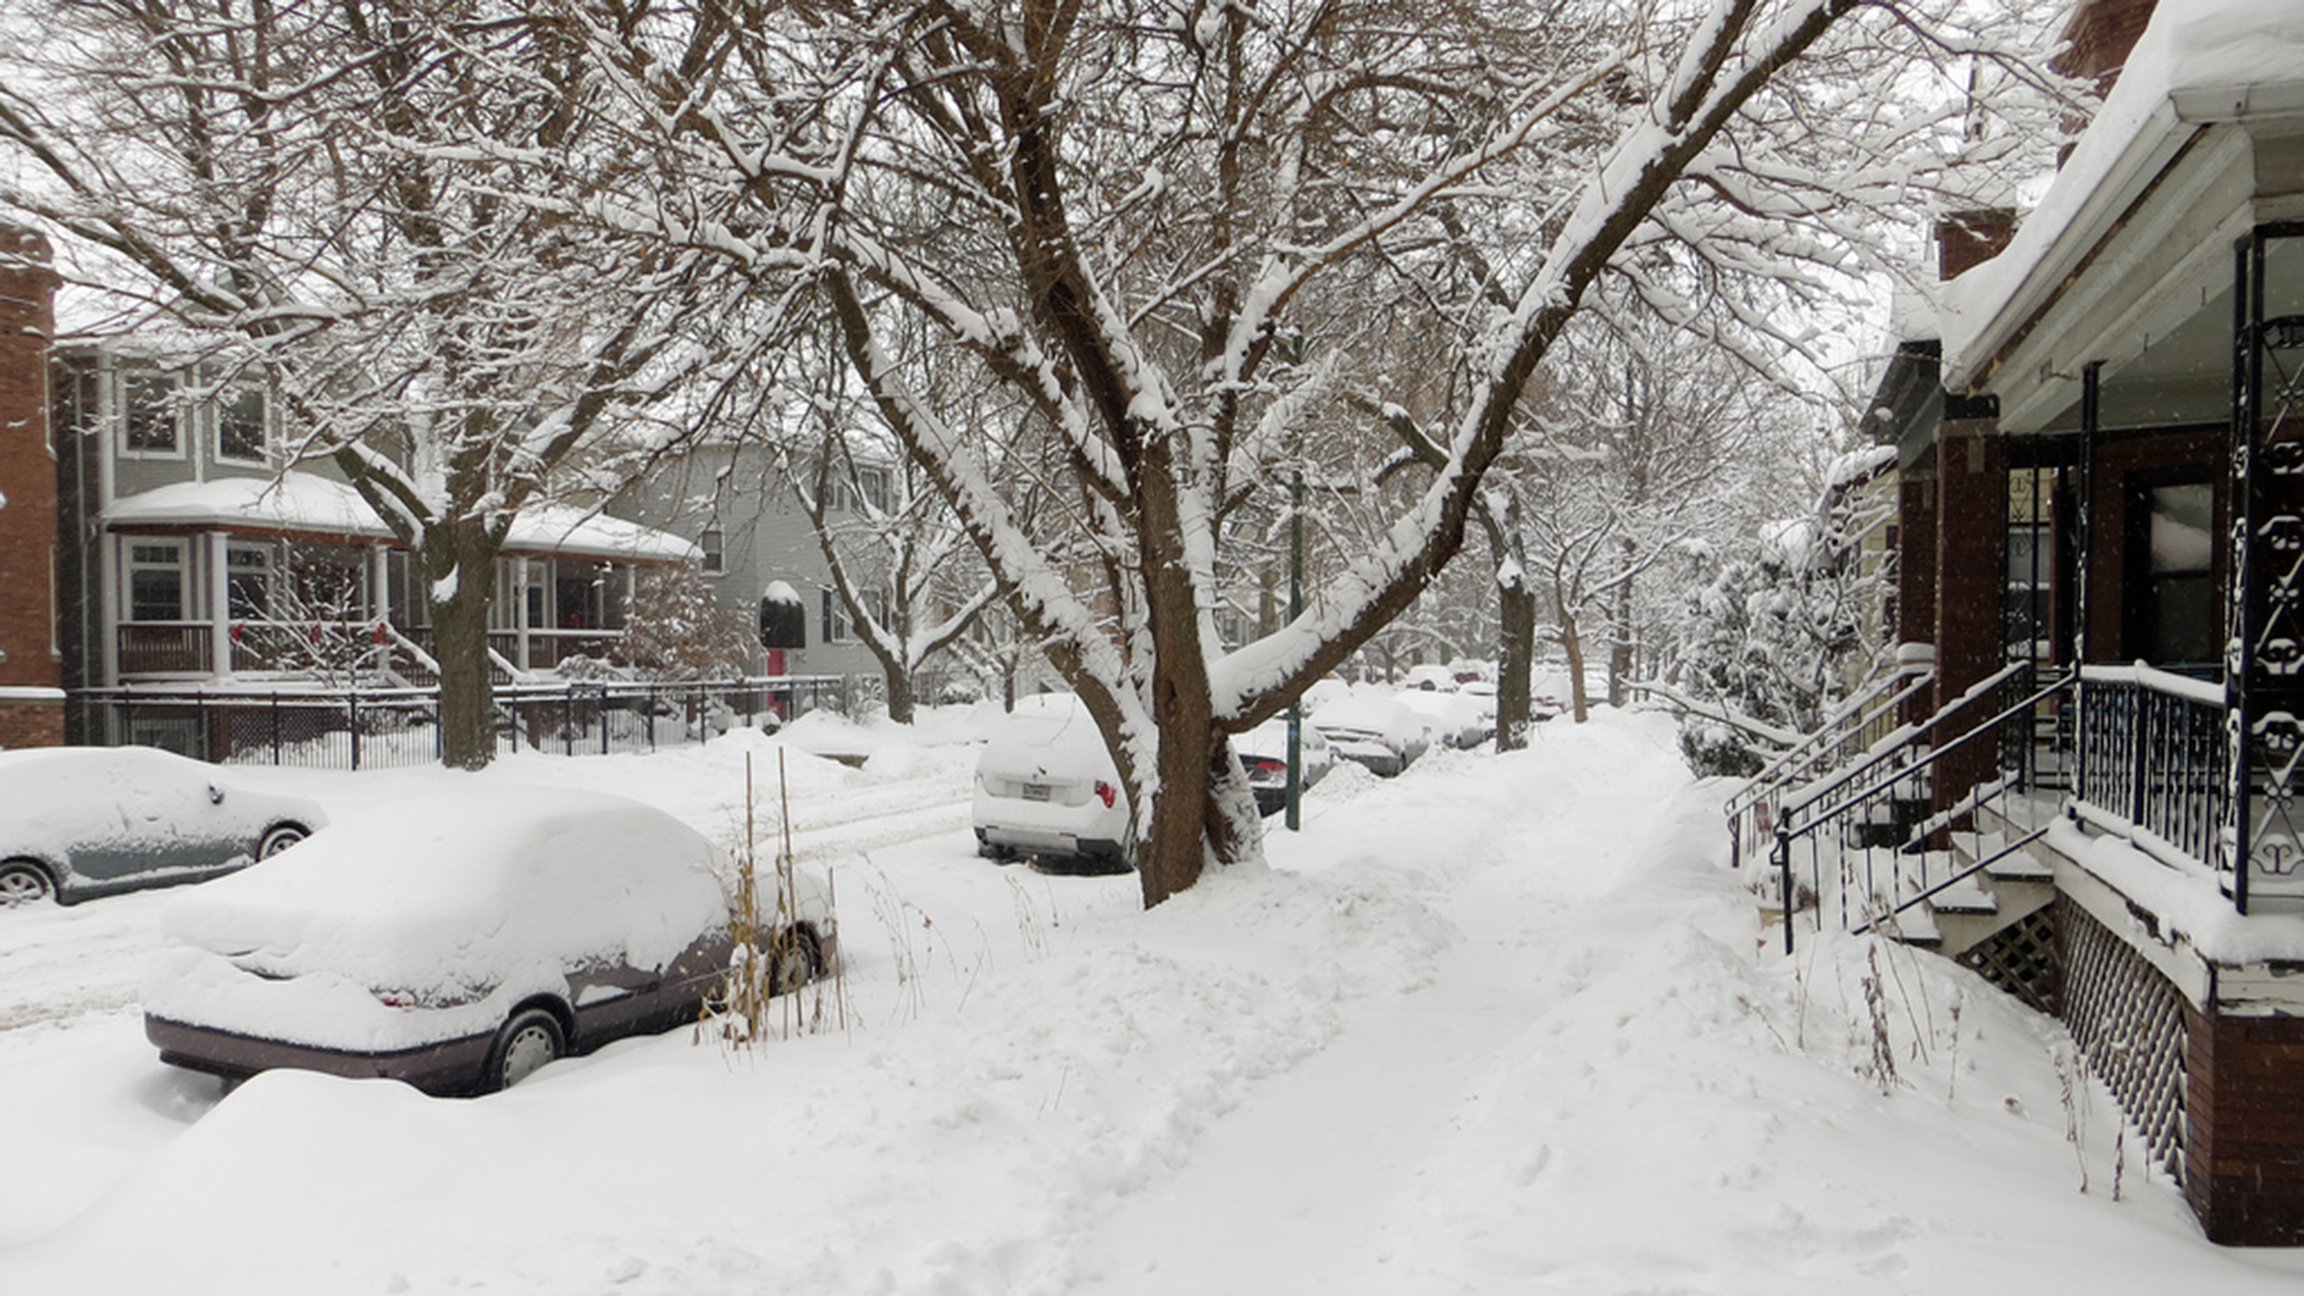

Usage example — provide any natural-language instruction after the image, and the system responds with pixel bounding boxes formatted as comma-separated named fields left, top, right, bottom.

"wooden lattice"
left=1956, top=908, right=2061, bottom=1015
left=2059, top=897, right=2187, bottom=1179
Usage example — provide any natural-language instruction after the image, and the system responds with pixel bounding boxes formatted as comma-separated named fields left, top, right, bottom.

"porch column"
left=207, top=530, right=231, bottom=676
left=371, top=545, right=390, bottom=625
left=2229, top=223, right=2304, bottom=908
left=515, top=555, right=533, bottom=672
left=1933, top=424, right=2004, bottom=705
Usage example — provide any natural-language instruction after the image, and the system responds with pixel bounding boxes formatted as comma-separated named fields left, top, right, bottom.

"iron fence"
left=2072, top=664, right=2229, bottom=872
left=68, top=676, right=851, bottom=771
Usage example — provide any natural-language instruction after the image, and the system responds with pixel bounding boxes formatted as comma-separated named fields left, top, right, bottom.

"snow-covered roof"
left=1943, top=1, right=2304, bottom=389
left=103, top=471, right=700, bottom=563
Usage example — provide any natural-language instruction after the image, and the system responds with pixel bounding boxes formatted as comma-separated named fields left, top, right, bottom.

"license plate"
left=1021, top=782, right=1051, bottom=802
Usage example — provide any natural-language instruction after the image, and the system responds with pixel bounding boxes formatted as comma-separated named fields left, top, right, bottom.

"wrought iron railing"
left=1725, top=654, right=1937, bottom=871
left=2071, top=664, right=2228, bottom=873
left=1773, top=666, right=2072, bottom=953
left=69, top=676, right=849, bottom=771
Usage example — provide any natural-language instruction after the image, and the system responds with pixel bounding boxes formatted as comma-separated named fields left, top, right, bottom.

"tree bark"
left=426, top=520, right=499, bottom=770
left=883, top=667, right=916, bottom=725
left=1560, top=607, right=1591, bottom=725
left=1497, top=577, right=1538, bottom=752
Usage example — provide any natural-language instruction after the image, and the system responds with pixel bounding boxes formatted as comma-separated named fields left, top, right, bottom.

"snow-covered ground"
left=4, top=708, right=2301, bottom=1293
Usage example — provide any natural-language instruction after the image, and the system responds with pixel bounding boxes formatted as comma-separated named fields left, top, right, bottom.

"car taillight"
left=373, top=989, right=418, bottom=1009
left=1247, top=758, right=1285, bottom=778
left=1094, top=780, right=1117, bottom=808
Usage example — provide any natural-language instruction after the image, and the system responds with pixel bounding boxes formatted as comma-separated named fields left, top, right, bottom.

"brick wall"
left=0, top=224, right=61, bottom=727
left=0, top=699, right=63, bottom=748
left=2186, top=1005, right=2304, bottom=1246
left=2055, top=0, right=2158, bottom=90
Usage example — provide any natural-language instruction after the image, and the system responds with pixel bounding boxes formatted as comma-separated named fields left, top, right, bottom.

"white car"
left=0, top=746, right=324, bottom=908
left=1401, top=663, right=1460, bottom=692
left=1309, top=694, right=1432, bottom=777
left=1235, top=717, right=1337, bottom=815
left=143, top=786, right=835, bottom=1095
left=1397, top=687, right=1495, bottom=749
left=972, top=694, right=1133, bottom=871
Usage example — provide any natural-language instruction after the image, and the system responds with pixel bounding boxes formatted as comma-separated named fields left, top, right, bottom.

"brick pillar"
left=2186, top=1005, right=2304, bottom=1245
left=0, top=225, right=62, bottom=748
left=1897, top=469, right=1939, bottom=726
left=1932, top=425, right=2005, bottom=810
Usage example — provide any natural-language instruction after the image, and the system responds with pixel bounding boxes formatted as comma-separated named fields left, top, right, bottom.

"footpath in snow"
left=3, top=710, right=2302, bottom=1293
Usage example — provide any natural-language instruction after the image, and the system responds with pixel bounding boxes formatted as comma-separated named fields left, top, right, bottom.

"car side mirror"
left=207, top=784, right=225, bottom=805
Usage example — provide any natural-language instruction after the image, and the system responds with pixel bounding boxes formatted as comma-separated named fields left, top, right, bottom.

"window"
left=226, top=544, right=275, bottom=619
left=700, top=526, right=725, bottom=575
left=127, top=541, right=186, bottom=622
left=2137, top=480, right=2216, bottom=665
left=821, top=587, right=852, bottom=643
left=857, top=467, right=891, bottom=513
left=215, top=385, right=268, bottom=464
left=121, top=371, right=181, bottom=456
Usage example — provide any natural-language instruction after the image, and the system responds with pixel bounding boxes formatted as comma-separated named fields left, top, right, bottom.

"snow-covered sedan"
left=1308, top=694, right=1432, bottom=778
left=972, top=693, right=1133, bottom=871
left=1234, top=717, right=1337, bottom=815
left=0, top=747, right=324, bottom=909
left=143, top=787, right=836, bottom=1096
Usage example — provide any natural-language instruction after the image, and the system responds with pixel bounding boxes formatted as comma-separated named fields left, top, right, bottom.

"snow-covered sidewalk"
left=3, top=712, right=2300, bottom=1293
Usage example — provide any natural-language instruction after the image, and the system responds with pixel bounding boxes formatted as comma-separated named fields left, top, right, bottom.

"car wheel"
left=484, top=1008, right=565, bottom=1093
left=0, top=860, right=55, bottom=909
left=768, top=924, right=824, bottom=995
left=256, top=824, right=309, bottom=859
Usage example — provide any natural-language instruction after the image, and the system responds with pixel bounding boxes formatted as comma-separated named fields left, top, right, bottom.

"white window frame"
left=125, top=539, right=189, bottom=622
left=700, top=525, right=726, bottom=575
left=213, top=382, right=271, bottom=466
left=118, top=369, right=186, bottom=460
left=821, top=586, right=853, bottom=643
left=225, top=541, right=278, bottom=620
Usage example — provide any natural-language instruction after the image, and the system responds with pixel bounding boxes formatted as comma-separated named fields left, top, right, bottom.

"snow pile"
left=5, top=714, right=2304, bottom=1292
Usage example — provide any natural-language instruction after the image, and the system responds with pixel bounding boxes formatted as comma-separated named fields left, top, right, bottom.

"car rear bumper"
left=146, top=1014, right=493, bottom=1097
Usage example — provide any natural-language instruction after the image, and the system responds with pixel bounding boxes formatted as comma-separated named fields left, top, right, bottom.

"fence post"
left=1775, top=825, right=1795, bottom=956
left=271, top=692, right=283, bottom=765
left=349, top=689, right=362, bottom=771
left=564, top=684, right=575, bottom=757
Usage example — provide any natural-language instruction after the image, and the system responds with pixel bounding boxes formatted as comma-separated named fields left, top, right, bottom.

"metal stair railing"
left=1726, top=658, right=1938, bottom=871
left=1772, top=666, right=2075, bottom=954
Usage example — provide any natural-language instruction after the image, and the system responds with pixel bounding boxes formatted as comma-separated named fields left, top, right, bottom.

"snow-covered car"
left=1401, top=663, right=1459, bottom=692
left=142, top=787, right=835, bottom=1096
left=1234, top=717, right=1337, bottom=816
left=1308, top=695, right=1432, bottom=778
left=0, top=747, right=324, bottom=909
left=1397, top=686, right=1495, bottom=749
left=972, top=694, right=1132, bottom=871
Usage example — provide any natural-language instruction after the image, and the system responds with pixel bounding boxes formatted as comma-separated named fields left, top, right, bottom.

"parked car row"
left=1, top=747, right=835, bottom=1098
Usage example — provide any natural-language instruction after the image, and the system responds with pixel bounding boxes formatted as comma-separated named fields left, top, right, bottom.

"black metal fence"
left=2072, top=664, right=2229, bottom=871
left=68, top=677, right=852, bottom=771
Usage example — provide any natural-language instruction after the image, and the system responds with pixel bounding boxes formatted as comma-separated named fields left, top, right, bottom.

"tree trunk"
left=883, top=666, right=916, bottom=725
left=1560, top=608, right=1591, bottom=725
left=1609, top=538, right=1637, bottom=707
left=1496, top=577, right=1538, bottom=752
left=427, top=522, right=499, bottom=769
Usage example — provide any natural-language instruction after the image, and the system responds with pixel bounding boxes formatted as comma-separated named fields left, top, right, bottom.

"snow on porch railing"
left=2070, top=663, right=2228, bottom=875
left=1724, top=648, right=1937, bottom=872
left=1772, top=665, right=2069, bottom=954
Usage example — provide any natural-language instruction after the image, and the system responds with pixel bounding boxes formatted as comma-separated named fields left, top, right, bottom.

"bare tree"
left=551, top=0, right=2066, bottom=905
left=0, top=0, right=736, bottom=766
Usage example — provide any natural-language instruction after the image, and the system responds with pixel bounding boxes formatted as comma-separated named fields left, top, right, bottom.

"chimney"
left=2054, top=0, right=2159, bottom=94
left=1937, top=208, right=2020, bottom=281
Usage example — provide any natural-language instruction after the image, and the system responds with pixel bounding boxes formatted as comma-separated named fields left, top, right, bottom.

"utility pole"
left=1286, top=468, right=1304, bottom=830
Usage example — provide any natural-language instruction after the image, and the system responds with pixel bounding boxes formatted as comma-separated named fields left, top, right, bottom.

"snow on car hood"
left=154, top=786, right=726, bottom=993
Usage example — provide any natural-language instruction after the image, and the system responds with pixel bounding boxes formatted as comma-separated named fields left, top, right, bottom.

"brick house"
left=0, top=225, right=61, bottom=748
left=1742, top=0, right=2304, bottom=1245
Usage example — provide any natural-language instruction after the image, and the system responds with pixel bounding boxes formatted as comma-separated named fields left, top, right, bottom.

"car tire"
left=483, top=1008, right=565, bottom=1094
left=768, top=924, right=824, bottom=995
left=0, top=859, right=55, bottom=909
left=257, top=823, right=310, bottom=859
